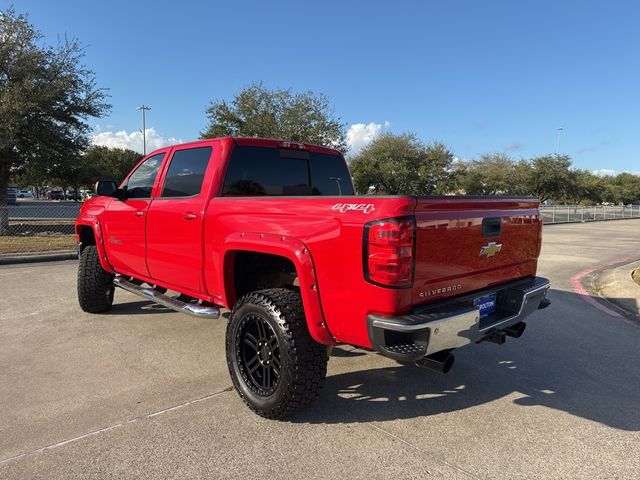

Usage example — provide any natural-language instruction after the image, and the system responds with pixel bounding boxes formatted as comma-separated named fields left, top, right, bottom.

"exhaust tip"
left=440, top=354, right=455, bottom=374
left=415, top=351, right=455, bottom=374
left=504, top=322, right=526, bottom=338
left=482, top=331, right=507, bottom=345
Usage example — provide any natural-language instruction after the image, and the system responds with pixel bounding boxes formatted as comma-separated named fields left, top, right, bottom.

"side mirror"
left=95, top=180, right=118, bottom=197
left=113, top=188, right=127, bottom=201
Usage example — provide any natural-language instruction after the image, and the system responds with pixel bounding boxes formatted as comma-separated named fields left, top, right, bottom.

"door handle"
left=135, top=211, right=144, bottom=217
left=184, top=212, right=198, bottom=220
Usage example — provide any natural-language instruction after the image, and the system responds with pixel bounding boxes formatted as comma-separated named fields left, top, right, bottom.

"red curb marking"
left=570, top=256, right=636, bottom=319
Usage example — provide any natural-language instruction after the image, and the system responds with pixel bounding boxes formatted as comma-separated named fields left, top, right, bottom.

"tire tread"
left=77, top=245, right=114, bottom=313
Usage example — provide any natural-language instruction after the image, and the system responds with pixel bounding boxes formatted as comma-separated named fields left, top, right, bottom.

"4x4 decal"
left=331, top=203, right=376, bottom=214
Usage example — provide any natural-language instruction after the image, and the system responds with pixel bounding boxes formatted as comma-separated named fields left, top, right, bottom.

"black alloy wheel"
left=236, top=313, right=281, bottom=395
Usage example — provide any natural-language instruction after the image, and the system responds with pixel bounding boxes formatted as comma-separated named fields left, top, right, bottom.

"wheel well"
left=232, top=251, right=299, bottom=301
left=77, top=226, right=96, bottom=253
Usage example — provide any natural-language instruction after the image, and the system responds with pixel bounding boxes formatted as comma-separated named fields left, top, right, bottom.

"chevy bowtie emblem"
left=480, top=241, right=502, bottom=258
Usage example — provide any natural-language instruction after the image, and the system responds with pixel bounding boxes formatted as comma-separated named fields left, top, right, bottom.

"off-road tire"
left=226, top=288, right=328, bottom=419
left=77, top=245, right=115, bottom=313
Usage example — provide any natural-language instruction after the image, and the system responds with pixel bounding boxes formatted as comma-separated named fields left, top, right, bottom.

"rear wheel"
left=77, top=245, right=115, bottom=313
left=226, top=288, right=328, bottom=419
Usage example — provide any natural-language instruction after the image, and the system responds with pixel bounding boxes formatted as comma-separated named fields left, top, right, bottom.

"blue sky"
left=7, top=0, right=640, bottom=173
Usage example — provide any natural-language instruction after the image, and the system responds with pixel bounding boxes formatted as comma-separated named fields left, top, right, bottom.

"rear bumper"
left=367, top=276, right=550, bottom=362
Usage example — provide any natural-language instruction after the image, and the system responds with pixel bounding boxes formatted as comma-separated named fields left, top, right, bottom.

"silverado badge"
left=480, top=241, right=502, bottom=258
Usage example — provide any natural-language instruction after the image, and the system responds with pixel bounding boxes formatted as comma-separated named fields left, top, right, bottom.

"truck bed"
left=203, top=195, right=541, bottom=348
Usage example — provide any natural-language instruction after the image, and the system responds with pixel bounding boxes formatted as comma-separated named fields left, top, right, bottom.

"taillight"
left=363, top=216, right=415, bottom=288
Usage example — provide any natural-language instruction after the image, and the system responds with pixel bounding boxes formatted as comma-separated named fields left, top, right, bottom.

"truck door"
left=102, top=151, right=167, bottom=277
left=145, top=145, right=215, bottom=294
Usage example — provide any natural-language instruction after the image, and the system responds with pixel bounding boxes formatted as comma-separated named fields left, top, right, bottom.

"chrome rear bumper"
left=367, top=276, right=551, bottom=362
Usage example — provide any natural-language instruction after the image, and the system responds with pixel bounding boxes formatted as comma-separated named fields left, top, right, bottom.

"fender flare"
left=222, top=232, right=335, bottom=345
left=75, top=216, right=114, bottom=273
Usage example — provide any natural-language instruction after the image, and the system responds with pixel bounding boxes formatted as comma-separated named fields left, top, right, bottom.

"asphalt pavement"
left=1, top=220, right=639, bottom=479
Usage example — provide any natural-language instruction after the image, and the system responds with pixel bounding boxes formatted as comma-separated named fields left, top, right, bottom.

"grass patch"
left=0, top=235, right=76, bottom=255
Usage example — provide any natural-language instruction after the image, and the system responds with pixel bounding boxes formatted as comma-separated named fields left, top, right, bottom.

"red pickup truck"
left=76, top=137, right=550, bottom=419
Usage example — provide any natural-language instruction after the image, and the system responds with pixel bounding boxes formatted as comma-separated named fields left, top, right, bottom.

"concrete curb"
left=587, top=259, right=640, bottom=321
left=0, top=251, right=77, bottom=265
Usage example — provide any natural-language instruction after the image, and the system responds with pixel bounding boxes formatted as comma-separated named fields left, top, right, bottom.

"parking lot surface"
left=1, top=220, right=639, bottom=479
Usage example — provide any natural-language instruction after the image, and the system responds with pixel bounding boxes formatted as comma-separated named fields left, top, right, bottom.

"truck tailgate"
left=412, top=197, right=541, bottom=305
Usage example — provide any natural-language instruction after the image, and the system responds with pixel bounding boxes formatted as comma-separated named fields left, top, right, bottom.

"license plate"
left=474, top=293, right=497, bottom=317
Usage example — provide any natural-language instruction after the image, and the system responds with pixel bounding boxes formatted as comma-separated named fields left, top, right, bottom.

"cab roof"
left=145, top=136, right=343, bottom=158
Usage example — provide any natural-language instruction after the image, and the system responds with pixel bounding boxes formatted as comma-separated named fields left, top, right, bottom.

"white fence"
left=540, top=205, right=640, bottom=224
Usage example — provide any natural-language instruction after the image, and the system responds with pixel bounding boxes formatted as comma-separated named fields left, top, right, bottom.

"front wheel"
left=226, top=288, right=328, bottom=419
left=77, top=245, right=115, bottom=313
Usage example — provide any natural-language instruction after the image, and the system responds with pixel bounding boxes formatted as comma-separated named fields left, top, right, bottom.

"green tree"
left=349, top=133, right=455, bottom=195
left=0, top=7, right=110, bottom=232
left=201, top=82, right=347, bottom=150
left=79, top=145, right=142, bottom=184
left=456, top=153, right=517, bottom=195
left=604, top=173, right=640, bottom=205
left=44, top=146, right=141, bottom=195
left=511, top=160, right=535, bottom=196
left=13, top=162, right=54, bottom=198
left=572, top=170, right=605, bottom=205
left=527, top=154, right=575, bottom=203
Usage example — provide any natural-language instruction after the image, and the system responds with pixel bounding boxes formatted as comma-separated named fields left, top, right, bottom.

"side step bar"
left=113, top=276, right=220, bottom=319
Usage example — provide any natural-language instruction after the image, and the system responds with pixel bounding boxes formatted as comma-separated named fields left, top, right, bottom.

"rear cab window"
left=222, top=146, right=354, bottom=196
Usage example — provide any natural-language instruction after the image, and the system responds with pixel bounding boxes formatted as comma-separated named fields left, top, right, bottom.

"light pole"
left=329, top=177, right=343, bottom=195
left=137, top=105, right=151, bottom=155
left=555, top=127, right=563, bottom=155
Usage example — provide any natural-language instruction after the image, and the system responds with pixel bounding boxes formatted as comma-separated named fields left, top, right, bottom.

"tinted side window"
left=161, top=147, right=212, bottom=197
left=125, top=153, right=165, bottom=198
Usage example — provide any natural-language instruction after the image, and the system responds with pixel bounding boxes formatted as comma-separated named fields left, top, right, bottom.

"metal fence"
left=0, top=201, right=81, bottom=258
left=540, top=205, right=640, bottom=224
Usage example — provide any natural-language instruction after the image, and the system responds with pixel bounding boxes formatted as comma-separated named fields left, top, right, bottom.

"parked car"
left=17, top=189, right=34, bottom=198
left=6, top=187, right=17, bottom=205
left=76, top=137, right=551, bottom=419
left=47, top=189, right=64, bottom=200
left=65, top=190, right=81, bottom=201
left=81, top=190, right=94, bottom=201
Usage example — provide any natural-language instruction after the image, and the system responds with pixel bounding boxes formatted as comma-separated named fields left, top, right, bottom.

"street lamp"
left=556, top=127, right=563, bottom=155
left=329, top=177, right=343, bottom=195
left=137, top=105, right=151, bottom=155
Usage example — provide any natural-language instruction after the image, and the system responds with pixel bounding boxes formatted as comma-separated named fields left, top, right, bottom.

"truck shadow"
left=293, top=289, right=640, bottom=430
left=109, top=300, right=174, bottom=315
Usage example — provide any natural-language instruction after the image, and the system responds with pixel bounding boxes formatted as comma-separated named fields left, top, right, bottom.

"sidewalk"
left=591, top=260, right=640, bottom=319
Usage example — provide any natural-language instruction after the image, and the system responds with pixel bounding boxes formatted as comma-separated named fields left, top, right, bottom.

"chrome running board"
left=113, top=276, right=220, bottom=319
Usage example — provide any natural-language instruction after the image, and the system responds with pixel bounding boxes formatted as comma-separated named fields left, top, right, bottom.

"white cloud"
left=504, top=142, right=524, bottom=151
left=346, top=121, right=390, bottom=157
left=91, top=128, right=181, bottom=154
left=592, top=169, right=617, bottom=177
